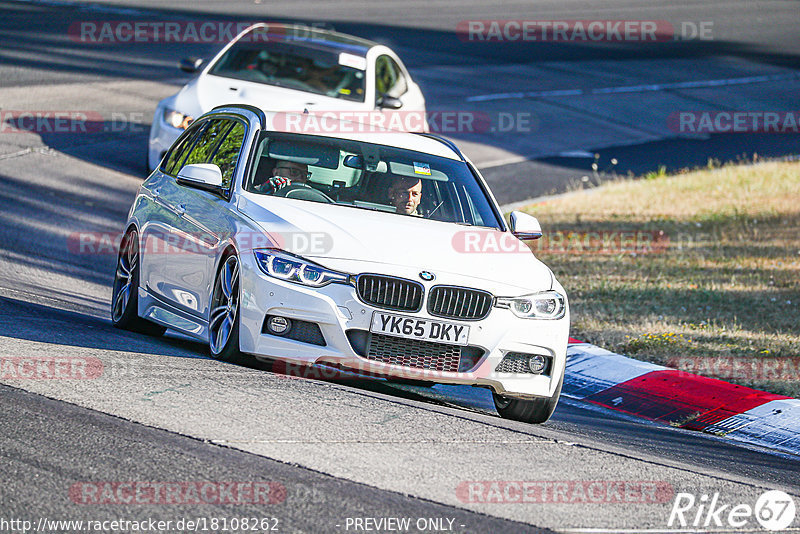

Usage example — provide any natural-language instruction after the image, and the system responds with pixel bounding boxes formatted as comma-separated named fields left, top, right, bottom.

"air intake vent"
left=365, top=333, right=461, bottom=372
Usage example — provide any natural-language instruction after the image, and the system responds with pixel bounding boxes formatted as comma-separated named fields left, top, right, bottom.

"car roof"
left=239, top=23, right=376, bottom=57
left=213, top=104, right=463, bottom=160
left=267, top=112, right=462, bottom=160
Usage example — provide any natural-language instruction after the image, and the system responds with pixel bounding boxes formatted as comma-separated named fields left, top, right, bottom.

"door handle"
left=175, top=204, right=186, bottom=216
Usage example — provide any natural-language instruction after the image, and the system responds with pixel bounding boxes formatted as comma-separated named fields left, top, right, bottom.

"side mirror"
left=177, top=163, right=224, bottom=194
left=377, top=94, right=403, bottom=110
left=509, top=211, right=542, bottom=240
left=179, top=57, right=203, bottom=73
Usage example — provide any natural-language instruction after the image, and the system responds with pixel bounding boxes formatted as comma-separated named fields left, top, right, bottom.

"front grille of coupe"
left=428, top=285, right=493, bottom=321
left=356, top=274, right=424, bottom=312
left=365, top=333, right=461, bottom=372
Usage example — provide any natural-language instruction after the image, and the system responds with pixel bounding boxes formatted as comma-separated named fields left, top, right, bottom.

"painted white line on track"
left=466, top=72, right=800, bottom=102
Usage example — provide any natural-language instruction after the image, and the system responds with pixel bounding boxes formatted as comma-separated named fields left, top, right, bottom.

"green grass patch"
left=517, top=160, right=800, bottom=397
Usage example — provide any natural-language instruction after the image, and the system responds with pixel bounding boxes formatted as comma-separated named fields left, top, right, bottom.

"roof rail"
left=211, top=104, right=266, bottom=128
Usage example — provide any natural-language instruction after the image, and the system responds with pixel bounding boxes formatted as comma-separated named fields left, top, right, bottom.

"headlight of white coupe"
left=254, top=249, right=349, bottom=287
left=163, top=108, right=193, bottom=129
left=495, top=291, right=566, bottom=319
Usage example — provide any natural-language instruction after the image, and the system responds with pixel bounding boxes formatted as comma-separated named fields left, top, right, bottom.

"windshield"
left=208, top=33, right=366, bottom=102
left=244, top=133, right=503, bottom=229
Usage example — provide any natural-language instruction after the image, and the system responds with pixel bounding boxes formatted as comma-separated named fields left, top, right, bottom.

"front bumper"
left=238, top=253, right=569, bottom=399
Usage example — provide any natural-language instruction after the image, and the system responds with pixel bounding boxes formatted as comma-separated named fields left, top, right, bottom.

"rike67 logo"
left=669, top=490, right=796, bottom=531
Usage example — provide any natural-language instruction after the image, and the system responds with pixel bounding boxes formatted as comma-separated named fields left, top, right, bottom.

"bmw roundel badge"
left=419, top=271, right=435, bottom=281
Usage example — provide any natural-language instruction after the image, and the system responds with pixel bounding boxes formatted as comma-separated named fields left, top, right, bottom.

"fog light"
left=267, top=316, right=291, bottom=335
left=528, top=354, right=546, bottom=374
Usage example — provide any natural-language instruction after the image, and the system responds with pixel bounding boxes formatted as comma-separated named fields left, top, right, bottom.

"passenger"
left=387, top=177, right=423, bottom=216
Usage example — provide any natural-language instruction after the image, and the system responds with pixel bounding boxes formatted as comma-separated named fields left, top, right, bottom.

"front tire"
left=208, top=253, right=248, bottom=363
left=493, top=372, right=564, bottom=424
left=111, top=229, right=166, bottom=336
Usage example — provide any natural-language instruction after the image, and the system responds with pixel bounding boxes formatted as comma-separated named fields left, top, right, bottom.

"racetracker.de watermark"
left=0, top=356, right=103, bottom=380
left=68, top=21, right=325, bottom=44
left=451, top=230, right=669, bottom=254
left=668, top=111, right=800, bottom=134
left=456, top=480, right=674, bottom=504
left=669, top=356, right=800, bottom=382
left=69, top=231, right=334, bottom=256
left=0, top=111, right=147, bottom=135
left=456, top=20, right=714, bottom=42
left=269, top=358, right=484, bottom=383
left=271, top=110, right=536, bottom=134
left=69, top=481, right=286, bottom=505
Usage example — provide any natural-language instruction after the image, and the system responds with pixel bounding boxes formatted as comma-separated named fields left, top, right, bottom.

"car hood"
left=237, top=195, right=554, bottom=295
left=174, top=74, right=366, bottom=117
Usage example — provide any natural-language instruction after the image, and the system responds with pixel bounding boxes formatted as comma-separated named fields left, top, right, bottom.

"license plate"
left=370, top=312, right=470, bottom=346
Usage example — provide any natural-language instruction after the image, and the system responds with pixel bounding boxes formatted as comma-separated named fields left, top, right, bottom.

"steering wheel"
left=273, top=184, right=334, bottom=203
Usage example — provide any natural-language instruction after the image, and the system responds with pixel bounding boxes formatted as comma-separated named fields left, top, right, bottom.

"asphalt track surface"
left=1, top=1, right=799, bottom=532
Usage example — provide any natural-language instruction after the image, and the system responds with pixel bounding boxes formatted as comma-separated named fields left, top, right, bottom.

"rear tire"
left=111, top=229, right=166, bottom=336
left=493, top=371, right=564, bottom=424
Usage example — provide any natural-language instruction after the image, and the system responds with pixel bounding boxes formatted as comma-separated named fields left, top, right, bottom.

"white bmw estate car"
left=117, top=104, right=569, bottom=424
left=148, top=23, right=427, bottom=171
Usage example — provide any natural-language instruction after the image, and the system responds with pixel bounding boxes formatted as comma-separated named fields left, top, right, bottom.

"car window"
left=375, top=55, right=407, bottom=99
left=182, top=119, right=230, bottom=168
left=162, top=121, right=206, bottom=176
left=245, top=133, right=501, bottom=229
left=208, top=31, right=367, bottom=103
left=209, top=121, right=246, bottom=190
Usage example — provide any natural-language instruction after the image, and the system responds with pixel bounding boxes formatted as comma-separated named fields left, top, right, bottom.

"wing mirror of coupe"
left=179, top=57, right=204, bottom=73
left=509, top=211, right=543, bottom=240
left=377, top=94, right=403, bottom=110
left=176, top=163, right=224, bottom=194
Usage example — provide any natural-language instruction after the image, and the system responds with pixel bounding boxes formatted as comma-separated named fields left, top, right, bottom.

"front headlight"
left=163, top=108, right=193, bottom=129
left=495, top=290, right=566, bottom=320
left=254, top=249, right=349, bottom=287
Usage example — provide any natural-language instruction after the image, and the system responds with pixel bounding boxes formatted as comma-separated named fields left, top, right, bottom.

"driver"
left=255, top=160, right=310, bottom=194
left=387, top=177, right=423, bottom=216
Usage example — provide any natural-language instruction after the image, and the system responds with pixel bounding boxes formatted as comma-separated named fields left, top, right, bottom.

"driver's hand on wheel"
left=255, top=175, right=292, bottom=194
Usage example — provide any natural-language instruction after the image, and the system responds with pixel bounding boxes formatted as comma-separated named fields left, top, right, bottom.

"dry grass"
left=518, top=160, right=800, bottom=397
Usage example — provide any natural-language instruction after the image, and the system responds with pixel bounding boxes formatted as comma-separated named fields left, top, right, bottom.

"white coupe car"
left=118, top=104, right=569, bottom=424
left=148, top=23, right=428, bottom=171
